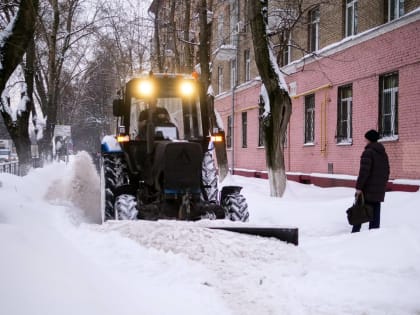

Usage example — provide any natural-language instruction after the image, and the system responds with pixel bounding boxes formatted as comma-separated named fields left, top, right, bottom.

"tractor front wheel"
left=222, top=193, right=249, bottom=222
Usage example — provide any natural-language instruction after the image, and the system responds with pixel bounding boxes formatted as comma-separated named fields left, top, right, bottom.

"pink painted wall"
left=216, top=82, right=266, bottom=172
left=285, top=19, right=420, bottom=179
left=215, top=19, right=420, bottom=181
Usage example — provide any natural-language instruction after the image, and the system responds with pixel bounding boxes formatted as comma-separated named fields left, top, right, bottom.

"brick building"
left=148, top=0, right=420, bottom=190
left=212, top=0, right=420, bottom=190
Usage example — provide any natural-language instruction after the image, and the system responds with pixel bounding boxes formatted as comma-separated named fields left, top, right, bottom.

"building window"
left=283, top=128, right=288, bottom=148
left=258, top=103, right=264, bottom=147
left=386, top=0, right=404, bottom=22
left=230, top=58, right=237, bottom=89
left=337, top=85, right=353, bottom=143
left=242, top=111, right=247, bottom=148
left=243, top=0, right=249, bottom=32
left=379, top=72, right=398, bottom=137
left=279, top=34, right=291, bottom=67
left=228, top=4, right=236, bottom=45
left=218, top=66, right=224, bottom=94
left=227, top=115, right=232, bottom=148
left=345, top=0, right=358, bottom=36
left=304, top=94, right=315, bottom=144
left=217, top=14, right=224, bottom=46
left=244, top=49, right=251, bottom=82
left=309, top=6, right=320, bottom=52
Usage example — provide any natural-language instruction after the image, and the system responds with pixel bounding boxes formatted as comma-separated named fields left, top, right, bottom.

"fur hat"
left=364, top=129, right=380, bottom=142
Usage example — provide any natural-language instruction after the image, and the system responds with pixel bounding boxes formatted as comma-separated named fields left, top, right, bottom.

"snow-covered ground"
left=1, top=151, right=419, bottom=315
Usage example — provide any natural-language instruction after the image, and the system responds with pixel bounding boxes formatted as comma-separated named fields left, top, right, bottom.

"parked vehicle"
left=0, top=149, right=11, bottom=162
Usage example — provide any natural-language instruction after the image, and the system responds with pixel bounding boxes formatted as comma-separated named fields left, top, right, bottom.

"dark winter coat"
left=356, top=142, right=390, bottom=202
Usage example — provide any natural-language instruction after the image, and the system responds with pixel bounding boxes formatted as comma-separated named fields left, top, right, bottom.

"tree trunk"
left=0, top=0, right=38, bottom=92
left=169, top=0, right=180, bottom=72
left=153, top=0, right=164, bottom=72
left=40, top=0, right=60, bottom=160
left=248, top=0, right=292, bottom=197
left=198, top=0, right=229, bottom=181
left=182, top=0, right=193, bottom=73
left=0, top=0, right=38, bottom=175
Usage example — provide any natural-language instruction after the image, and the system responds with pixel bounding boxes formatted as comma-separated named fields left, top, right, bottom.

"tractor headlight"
left=179, top=81, right=195, bottom=97
left=137, top=80, right=154, bottom=97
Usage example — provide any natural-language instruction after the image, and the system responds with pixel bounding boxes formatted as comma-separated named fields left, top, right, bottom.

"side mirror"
left=112, top=99, right=124, bottom=116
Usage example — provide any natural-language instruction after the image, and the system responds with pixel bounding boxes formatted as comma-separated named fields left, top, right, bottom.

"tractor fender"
left=101, top=135, right=122, bottom=153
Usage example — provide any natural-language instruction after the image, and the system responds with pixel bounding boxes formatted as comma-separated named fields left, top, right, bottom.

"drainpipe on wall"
left=231, top=85, right=236, bottom=174
left=230, top=0, right=240, bottom=175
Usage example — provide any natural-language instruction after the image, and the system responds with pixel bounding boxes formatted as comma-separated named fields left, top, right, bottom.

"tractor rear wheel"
left=202, top=151, right=218, bottom=202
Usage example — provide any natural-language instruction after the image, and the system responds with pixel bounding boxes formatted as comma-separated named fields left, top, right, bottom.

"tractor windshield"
left=129, top=96, right=203, bottom=141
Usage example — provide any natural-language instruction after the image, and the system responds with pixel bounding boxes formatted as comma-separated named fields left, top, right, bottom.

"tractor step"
left=209, top=226, right=298, bottom=245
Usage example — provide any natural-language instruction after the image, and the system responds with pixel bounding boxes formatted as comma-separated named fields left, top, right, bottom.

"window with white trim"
left=258, top=103, right=264, bottom=147
left=304, top=94, right=315, bottom=144
left=345, top=0, right=358, bottom=36
left=244, top=49, right=251, bottom=82
left=379, top=72, right=398, bottom=137
left=217, top=14, right=224, bottom=46
left=386, top=0, right=404, bottom=22
left=227, top=115, right=232, bottom=148
left=242, top=111, right=247, bottom=148
left=309, top=6, right=320, bottom=52
left=337, top=85, right=352, bottom=143
left=279, top=34, right=291, bottom=67
left=218, top=66, right=224, bottom=94
left=230, top=58, right=237, bottom=89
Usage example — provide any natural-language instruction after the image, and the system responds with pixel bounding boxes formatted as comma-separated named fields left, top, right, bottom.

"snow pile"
left=0, top=153, right=231, bottom=315
left=1, top=151, right=420, bottom=315
left=44, top=151, right=101, bottom=223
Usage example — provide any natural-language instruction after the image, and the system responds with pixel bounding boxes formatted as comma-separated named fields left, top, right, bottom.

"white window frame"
left=242, top=111, right=247, bottom=148
left=345, top=0, right=358, bottom=37
left=218, top=66, right=224, bottom=94
left=304, top=94, right=315, bottom=144
left=309, top=6, right=320, bottom=52
left=379, top=73, right=399, bottom=137
left=218, top=14, right=224, bottom=46
left=337, top=85, right=353, bottom=143
left=258, top=104, right=264, bottom=147
left=244, top=49, right=251, bottom=82
left=227, top=115, right=232, bottom=148
left=230, top=58, right=237, bottom=89
left=387, top=0, right=405, bottom=22
left=282, top=35, right=291, bottom=66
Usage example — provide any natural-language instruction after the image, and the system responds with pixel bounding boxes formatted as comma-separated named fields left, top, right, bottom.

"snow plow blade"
left=209, top=226, right=298, bottom=245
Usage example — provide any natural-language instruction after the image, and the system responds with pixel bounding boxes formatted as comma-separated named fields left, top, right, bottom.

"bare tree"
left=248, top=0, right=330, bottom=196
left=248, top=0, right=292, bottom=197
left=0, top=0, right=39, bottom=175
left=34, top=0, right=97, bottom=158
left=57, top=0, right=152, bottom=154
left=99, top=0, right=152, bottom=83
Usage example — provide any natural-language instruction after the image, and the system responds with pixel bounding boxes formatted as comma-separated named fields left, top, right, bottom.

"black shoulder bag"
left=346, top=193, right=374, bottom=225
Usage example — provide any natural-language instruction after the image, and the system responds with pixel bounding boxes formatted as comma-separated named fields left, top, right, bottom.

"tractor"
left=100, top=72, right=249, bottom=222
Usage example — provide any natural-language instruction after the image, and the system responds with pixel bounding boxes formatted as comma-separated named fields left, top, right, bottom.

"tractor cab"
left=113, top=73, right=207, bottom=145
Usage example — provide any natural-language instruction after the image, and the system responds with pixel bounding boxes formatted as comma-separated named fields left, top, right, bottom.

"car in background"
left=0, top=149, right=11, bottom=162
left=10, top=152, right=18, bottom=161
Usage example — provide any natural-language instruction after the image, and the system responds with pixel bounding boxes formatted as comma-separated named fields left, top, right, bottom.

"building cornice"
left=214, top=78, right=262, bottom=101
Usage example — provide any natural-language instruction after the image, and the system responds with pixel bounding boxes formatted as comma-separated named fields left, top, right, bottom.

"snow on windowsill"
left=337, top=139, right=353, bottom=146
left=380, top=135, right=399, bottom=142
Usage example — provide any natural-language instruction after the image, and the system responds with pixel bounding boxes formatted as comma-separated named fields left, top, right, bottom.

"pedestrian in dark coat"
left=352, top=129, right=390, bottom=233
